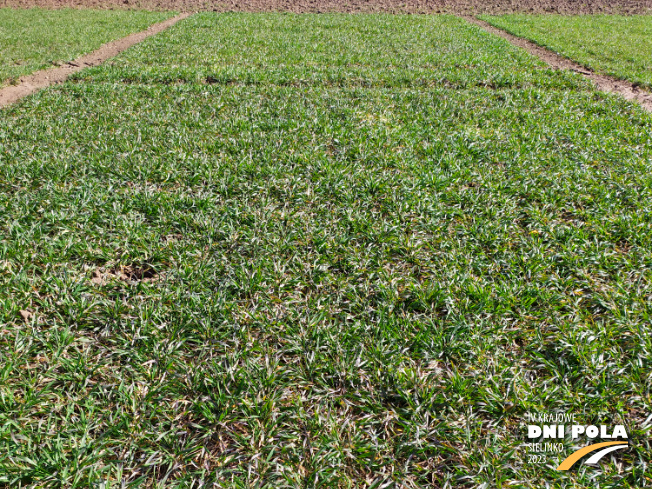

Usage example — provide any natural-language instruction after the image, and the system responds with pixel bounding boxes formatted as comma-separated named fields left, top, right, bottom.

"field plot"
left=482, top=14, right=652, bottom=89
left=1, top=13, right=652, bottom=488
left=0, top=8, right=173, bottom=86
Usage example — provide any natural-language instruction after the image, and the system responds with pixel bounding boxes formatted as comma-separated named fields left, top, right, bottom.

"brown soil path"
left=0, top=13, right=191, bottom=108
left=464, top=16, right=652, bottom=112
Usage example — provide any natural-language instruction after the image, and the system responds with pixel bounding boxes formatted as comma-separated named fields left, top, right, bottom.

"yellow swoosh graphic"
left=556, top=442, right=629, bottom=471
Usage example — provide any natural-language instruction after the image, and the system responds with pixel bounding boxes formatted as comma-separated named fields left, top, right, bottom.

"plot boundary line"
left=462, top=15, right=652, bottom=113
left=0, top=12, right=192, bottom=108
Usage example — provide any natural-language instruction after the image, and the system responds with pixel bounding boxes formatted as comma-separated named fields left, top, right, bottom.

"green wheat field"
left=1, top=12, right=651, bottom=488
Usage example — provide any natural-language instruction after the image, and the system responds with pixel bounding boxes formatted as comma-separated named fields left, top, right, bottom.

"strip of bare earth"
left=3, top=0, right=652, bottom=14
left=0, top=13, right=191, bottom=108
left=463, top=16, right=652, bottom=113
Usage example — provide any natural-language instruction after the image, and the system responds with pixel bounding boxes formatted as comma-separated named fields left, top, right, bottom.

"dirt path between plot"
left=0, top=13, right=191, bottom=108
left=464, top=16, right=652, bottom=113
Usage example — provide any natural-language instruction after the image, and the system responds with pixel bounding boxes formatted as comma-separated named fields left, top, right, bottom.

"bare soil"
left=2, top=0, right=652, bottom=14
left=0, top=13, right=189, bottom=108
